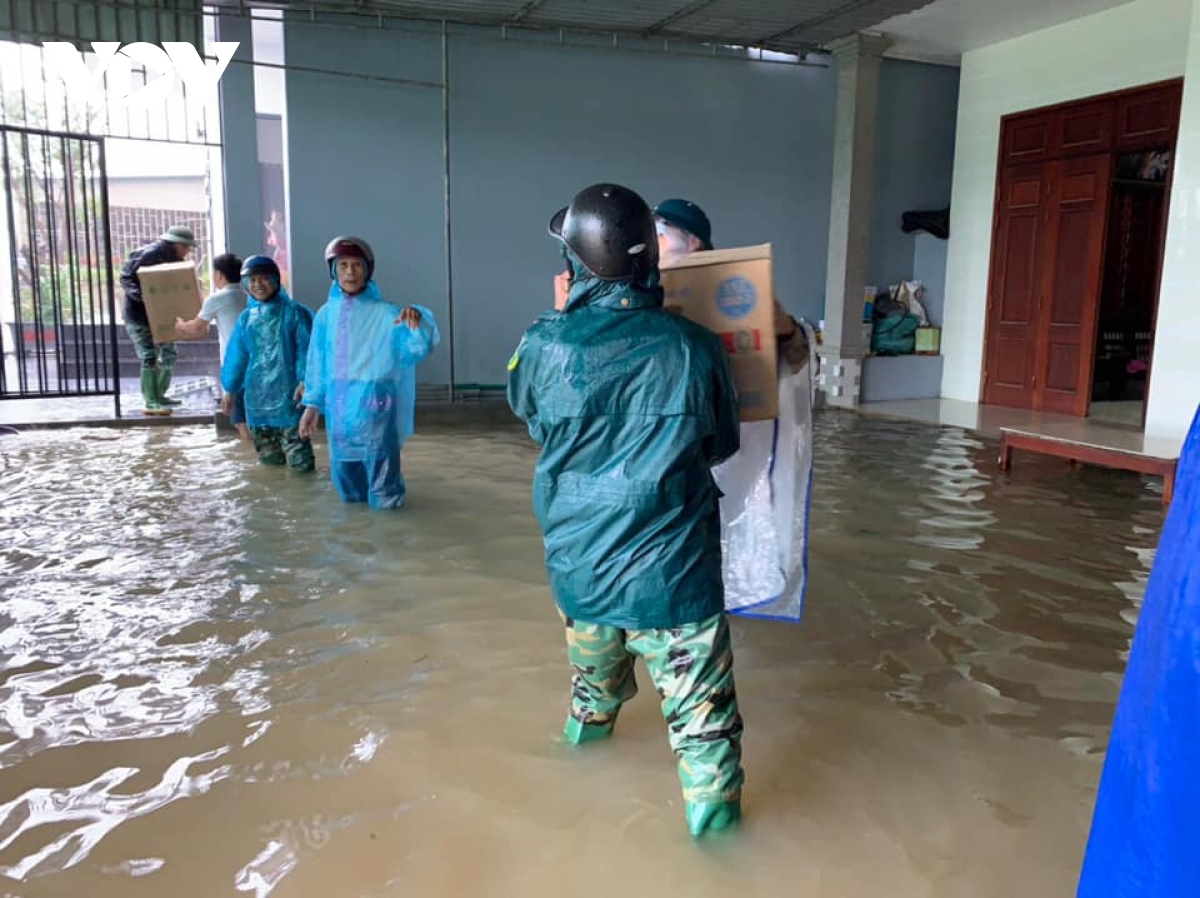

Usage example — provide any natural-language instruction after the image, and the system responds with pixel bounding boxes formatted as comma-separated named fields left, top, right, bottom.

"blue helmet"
left=240, top=254, right=280, bottom=281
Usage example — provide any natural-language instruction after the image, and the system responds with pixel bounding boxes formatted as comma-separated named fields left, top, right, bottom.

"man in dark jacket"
left=119, top=225, right=196, bottom=415
left=508, top=183, right=745, bottom=837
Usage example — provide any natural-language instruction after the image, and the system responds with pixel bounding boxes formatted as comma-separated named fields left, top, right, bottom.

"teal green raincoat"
left=507, top=256, right=740, bottom=630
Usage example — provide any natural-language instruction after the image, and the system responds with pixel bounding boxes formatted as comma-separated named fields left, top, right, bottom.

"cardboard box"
left=661, top=244, right=778, bottom=421
left=138, top=261, right=203, bottom=343
left=915, top=325, right=941, bottom=355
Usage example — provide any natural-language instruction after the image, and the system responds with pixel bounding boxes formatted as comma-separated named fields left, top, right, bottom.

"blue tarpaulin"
left=1077, top=405, right=1200, bottom=897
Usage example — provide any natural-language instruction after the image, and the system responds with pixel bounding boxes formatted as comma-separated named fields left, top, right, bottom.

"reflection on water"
left=0, top=413, right=1162, bottom=896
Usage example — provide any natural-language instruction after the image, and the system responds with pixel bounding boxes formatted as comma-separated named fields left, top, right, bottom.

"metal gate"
left=0, top=125, right=119, bottom=415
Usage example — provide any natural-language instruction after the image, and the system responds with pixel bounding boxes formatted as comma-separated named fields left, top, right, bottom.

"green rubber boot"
left=685, top=801, right=741, bottom=837
left=140, top=369, right=170, bottom=416
left=156, top=366, right=182, bottom=405
left=562, top=715, right=616, bottom=745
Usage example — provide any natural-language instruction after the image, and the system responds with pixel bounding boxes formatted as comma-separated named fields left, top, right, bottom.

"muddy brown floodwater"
left=0, top=412, right=1161, bottom=897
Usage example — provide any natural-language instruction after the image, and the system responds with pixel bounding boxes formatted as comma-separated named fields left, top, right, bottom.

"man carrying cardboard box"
left=509, top=183, right=746, bottom=837
left=653, top=198, right=817, bottom=621
left=654, top=199, right=811, bottom=369
left=119, top=225, right=197, bottom=416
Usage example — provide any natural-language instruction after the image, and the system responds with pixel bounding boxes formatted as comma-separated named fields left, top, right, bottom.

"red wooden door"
left=982, top=164, right=1049, bottom=409
left=1035, top=154, right=1114, bottom=416
left=1115, top=82, right=1182, bottom=151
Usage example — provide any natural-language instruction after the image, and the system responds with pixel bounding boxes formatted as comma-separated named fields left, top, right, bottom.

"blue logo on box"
left=716, top=276, right=757, bottom=320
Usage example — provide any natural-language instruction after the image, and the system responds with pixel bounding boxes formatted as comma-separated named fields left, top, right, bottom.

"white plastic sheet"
left=713, top=323, right=816, bottom=621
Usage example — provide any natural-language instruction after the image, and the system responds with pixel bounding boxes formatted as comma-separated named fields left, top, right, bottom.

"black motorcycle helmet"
left=549, top=183, right=658, bottom=282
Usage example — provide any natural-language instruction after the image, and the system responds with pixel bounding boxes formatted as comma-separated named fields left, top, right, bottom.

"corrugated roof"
left=219, top=0, right=936, bottom=54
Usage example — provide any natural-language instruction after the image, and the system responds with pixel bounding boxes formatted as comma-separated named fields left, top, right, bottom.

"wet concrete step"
left=50, top=335, right=221, bottom=379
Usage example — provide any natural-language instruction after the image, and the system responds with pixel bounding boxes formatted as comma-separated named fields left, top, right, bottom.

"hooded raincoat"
left=303, top=281, right=438, bottom=506
left=507, top=256, right=740, bottom=631
left=221, top=289, right=313, bottom=430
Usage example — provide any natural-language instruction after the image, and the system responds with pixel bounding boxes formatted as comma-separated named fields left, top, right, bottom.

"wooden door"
left=1035, top=154, right=1114, bottom=416
left=1116, top=82, right=1182, bottom=151
left=982, top=164, right=1049, bottom=409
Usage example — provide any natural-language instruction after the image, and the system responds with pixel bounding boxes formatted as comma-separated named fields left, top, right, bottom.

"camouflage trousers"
left=124, top=322, right=177, bottom=370
left=561, top=611, right=745, bottom=808
left=250, top=426, right=315, bottom=472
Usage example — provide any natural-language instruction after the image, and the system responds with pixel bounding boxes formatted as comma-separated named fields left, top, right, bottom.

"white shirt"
left=198, top=284, right=247, bottom=362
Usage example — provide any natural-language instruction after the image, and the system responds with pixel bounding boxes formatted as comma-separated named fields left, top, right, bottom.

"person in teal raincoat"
left=220, top=255, right=315, bottom=471
left=299, top=236, right=439, bottom=510
left=508, top=183, right=746, bottom=837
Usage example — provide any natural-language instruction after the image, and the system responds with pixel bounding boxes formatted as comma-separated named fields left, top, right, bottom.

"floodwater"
left=0, top=412, right=1163, bottom=897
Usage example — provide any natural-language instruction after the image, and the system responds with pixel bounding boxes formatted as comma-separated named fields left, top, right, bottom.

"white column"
left=819, top=32, right=890, bottom=409
left=1147, top=4, right=1200, bottom=443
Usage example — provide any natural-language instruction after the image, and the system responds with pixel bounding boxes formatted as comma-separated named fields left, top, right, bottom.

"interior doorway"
left=1089, top=149, right=1171, bottom=426
left=981, top=80, right=1182, bottom=421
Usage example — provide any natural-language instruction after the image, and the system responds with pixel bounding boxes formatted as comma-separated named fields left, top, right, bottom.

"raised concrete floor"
left=859, top=398, right=1185, bottom=460
left=0, top=376, right=219, bottom=430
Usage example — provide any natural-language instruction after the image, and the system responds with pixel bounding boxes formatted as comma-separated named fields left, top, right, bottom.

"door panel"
left=1056, top=101, right=1114, bottom=156
left=1116, top=83, right=1182, bottom=151
left=1001, top=111, right=1054, bottom=166
left=1036, top=155, right=1113, bottom=415
left=982, top=165, right=1048, bottom=409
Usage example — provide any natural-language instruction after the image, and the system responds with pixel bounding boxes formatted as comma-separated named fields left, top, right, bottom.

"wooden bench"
left=998, top=427, right=1178, bottom=506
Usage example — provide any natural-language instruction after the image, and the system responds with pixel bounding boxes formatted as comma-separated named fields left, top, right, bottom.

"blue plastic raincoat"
left=507, top=255, right=740, bottom=631
left=303, top=281, right=439, bottom=508
left=220, top=289, right=313, bottom=430
left=1077, top=404, right=1200, bottom=897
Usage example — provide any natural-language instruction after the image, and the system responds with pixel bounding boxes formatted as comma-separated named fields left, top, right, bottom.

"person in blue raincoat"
left=298, top=236, right=439, bottom=510
left=220, top=255, right=315, bottom=471
left=1077, top=405, right=1200, bottom=897
left=508, top=183, right=746, bottom=837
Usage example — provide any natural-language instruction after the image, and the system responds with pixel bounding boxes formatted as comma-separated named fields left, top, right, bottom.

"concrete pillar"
left=1146, top=5, right=1200, bottom=443
left=819, top=33, right=890, bottom=409
left=215, top=14, right=262, bottom=256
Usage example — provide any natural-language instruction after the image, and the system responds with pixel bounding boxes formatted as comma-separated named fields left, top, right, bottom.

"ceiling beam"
left=643, top=0, right=720, bottom=35
left=507, top=0, right=551, bottom=24
left=756, top=0, right=876, bottom=45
